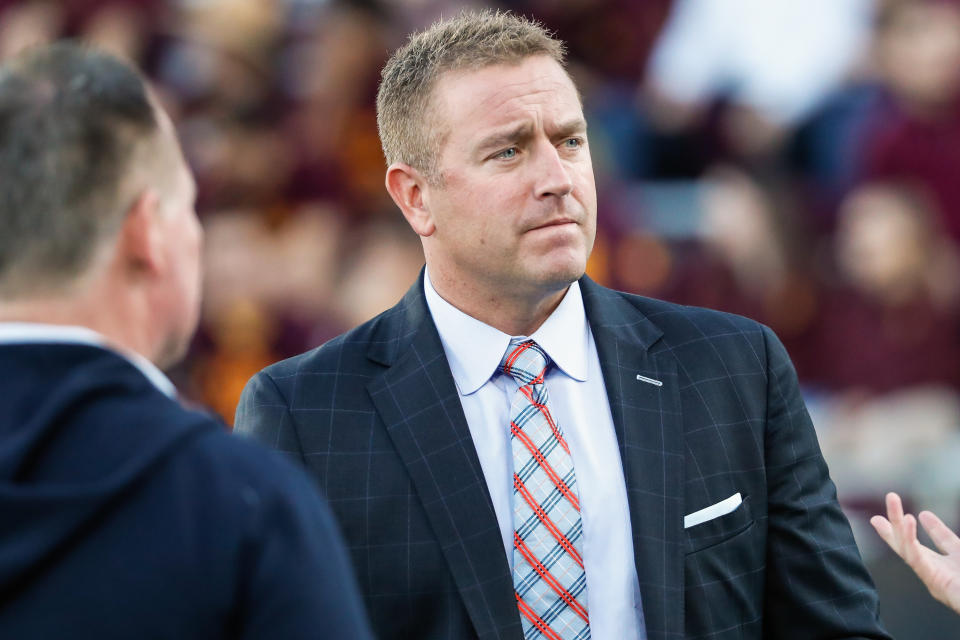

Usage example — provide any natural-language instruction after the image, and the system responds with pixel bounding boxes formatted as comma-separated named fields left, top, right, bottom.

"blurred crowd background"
left=2, top=0, right=960, bottom=633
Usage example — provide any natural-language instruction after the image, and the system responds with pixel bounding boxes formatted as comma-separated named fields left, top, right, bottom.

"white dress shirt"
left=0, top=322, right=177, bottom=398
left=424, top=272, right=646, bottom=640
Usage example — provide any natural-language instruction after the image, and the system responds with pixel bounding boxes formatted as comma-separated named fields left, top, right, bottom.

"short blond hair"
left=376, top=10, right=566, bottom=181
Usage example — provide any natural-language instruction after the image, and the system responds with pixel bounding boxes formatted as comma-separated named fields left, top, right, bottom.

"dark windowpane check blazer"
left=235, top=271, right=891, bottom=640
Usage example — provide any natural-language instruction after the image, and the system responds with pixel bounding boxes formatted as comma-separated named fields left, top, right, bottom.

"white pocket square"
left=684, top=492, right=742, bottom=529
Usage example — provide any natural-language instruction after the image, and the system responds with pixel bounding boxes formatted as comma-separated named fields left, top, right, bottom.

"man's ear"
left=118, top=188, right=164, bottom=276
left=385, top=162, right=436, bottom=237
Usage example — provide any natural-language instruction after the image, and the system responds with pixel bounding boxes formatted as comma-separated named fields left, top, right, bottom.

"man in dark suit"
left=0, top=43, right=373, bottom=639
left=236, top=10, right=890, bottom=640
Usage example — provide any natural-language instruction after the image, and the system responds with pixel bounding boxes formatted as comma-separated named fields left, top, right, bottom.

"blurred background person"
left=644, top=0, right=874, bottom=163
left=5, top=0, right=954, bottom=634
left=0, top=41, right=372, bottom=639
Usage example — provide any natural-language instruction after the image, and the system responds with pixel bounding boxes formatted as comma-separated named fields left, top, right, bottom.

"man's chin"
left=529, top=262, right=587, bottom=295
left=542, top=252, right=588, bottom=283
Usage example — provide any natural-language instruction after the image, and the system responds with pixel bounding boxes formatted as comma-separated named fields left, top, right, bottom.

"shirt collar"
left=0, top=322, right=177, bottom=399
left=423, top=270, right=589, bottom=396
left=528, top=281, right=589, bottom=384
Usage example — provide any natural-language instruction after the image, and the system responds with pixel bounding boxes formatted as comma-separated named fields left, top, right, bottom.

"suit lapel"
left=581, top=277, right=685, bottom=640
left=366, top=273, right=522, bottom=640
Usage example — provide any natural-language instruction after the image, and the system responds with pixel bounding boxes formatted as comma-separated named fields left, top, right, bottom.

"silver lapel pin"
left=636, top=374, right=663, bottom=387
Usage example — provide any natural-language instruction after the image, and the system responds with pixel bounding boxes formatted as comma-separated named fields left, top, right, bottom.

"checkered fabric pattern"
left=501, top=339, right=590, bottom=640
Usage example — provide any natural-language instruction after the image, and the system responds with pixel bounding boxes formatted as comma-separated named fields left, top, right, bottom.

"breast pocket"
left=684, top=495, right=765, bottom=638
left=684, top=494, right=754, bottom=554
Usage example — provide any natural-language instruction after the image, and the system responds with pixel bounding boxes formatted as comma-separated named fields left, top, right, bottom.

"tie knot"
left=500, top=339, right=549, bottom=385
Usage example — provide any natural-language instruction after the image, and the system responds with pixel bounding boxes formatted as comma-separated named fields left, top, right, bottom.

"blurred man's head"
left=0, top=42, right=201, bottom=368
left=377, top=12, right=596, bottom=330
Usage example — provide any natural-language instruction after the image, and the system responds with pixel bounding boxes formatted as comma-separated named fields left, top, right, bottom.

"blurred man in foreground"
left=237, top=10, right=890, bottom=640
left=872, top=492, right=960, bottom=616
left=0, top=42, right=372, bottom=639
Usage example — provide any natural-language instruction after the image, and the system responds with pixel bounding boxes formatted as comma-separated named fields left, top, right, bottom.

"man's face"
left=151, top=110, right=203, bottom=369
left=420, top=55, right=597, bottom=301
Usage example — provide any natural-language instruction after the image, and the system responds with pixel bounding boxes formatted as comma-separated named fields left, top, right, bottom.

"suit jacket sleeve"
left=760, top=325, right=889, bottom=639
left=235, top=370, right=306, bottom=466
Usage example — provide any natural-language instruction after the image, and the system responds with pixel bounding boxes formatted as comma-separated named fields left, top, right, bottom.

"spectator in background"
left=811, top=182, right=960, bottom=393
left=280, top=2, right=390, bottom=214
left=0, top=42, right=372, bottom=639
left=604, top=167, right=821, bottom=377
left=644, top=0, right=874, bottom=161
left=0, top=1, right=63, bottom=60
left=73, top=0, right=162, bottom=62
left=658, top=168, right=816, bottom=342
left=860, top=0, right=960, bottom=242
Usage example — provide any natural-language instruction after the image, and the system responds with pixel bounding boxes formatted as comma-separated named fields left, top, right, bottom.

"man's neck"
left=426, top=270, right=571, bottom=336
left=0, top=289, right=154, bottom=366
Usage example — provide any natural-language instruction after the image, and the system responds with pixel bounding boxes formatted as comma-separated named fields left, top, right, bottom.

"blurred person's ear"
left=385, top=163, right=435, bottom=237
left=118, top=188, right=166, bottom=276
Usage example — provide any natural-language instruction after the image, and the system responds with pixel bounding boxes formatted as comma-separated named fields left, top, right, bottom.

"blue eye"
left=496, top=147, right=518, bottom=159
left=564, top=138, right=582, bottom=149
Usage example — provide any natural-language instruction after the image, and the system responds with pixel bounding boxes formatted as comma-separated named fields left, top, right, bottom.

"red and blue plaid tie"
left=501, top=338, right=590, bottom=640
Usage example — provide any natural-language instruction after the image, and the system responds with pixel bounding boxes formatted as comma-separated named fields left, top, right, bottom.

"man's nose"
left=534, top=143, right=573, bottom=200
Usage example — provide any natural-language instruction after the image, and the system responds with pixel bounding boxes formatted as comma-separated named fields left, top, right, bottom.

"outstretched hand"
left=871, top=492, right=960, bottom=615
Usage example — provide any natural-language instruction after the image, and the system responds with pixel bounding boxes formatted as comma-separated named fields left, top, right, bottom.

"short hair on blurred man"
left=376, top=10, right=565, bottom=180
left=0, top=43, right=157, bottom=296
left=0, top=40, right=204, bottom=369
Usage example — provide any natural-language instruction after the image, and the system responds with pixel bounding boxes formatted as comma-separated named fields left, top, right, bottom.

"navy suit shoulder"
left=588, top=284, right=770, bottom=357
left=236, top=305, right=400, bottom=463
left=584, top=284, right=808, bottom=427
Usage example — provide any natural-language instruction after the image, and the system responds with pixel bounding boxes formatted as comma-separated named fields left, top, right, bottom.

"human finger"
left=870, top=515, right=899, bottom=552
left=918, top=510, right=960, bottom=556
left=899, top=513, right=928, bottom=569
left=886, top=492, right=905, bottom=525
